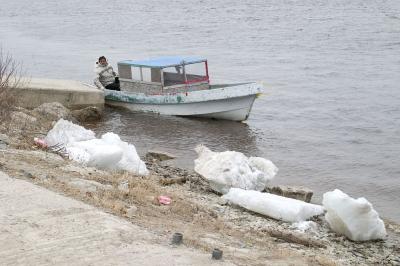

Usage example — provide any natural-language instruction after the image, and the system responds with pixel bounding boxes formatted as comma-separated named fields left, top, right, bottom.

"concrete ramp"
left=0, top=171, right=233, bottom=266
left=15, top=78, right=104, bottom=110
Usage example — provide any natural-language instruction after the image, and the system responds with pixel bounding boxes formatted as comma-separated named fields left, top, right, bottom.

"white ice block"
left=222, top=188, right=324, bottom=222
left=45, top=119, right=148, bottom=175
left=45, top=119, right=95, bottom=146
left=67, top=138, right=123, bottom=169
left=322, top=189, right=386, bottom=241
left=194, top=145, right=278, bottom=194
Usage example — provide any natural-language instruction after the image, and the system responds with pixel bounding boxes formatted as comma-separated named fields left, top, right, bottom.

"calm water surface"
left=1, top=0, right=399, bottom=221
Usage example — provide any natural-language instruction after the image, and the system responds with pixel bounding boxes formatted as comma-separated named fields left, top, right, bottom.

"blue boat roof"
left=118, top=56, right=206, bottom=68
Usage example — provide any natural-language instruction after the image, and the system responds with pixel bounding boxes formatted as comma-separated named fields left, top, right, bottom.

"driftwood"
left=263, top=228, right=327, bottom=248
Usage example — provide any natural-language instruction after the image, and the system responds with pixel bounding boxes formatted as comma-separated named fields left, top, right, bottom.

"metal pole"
left=205, top=60, right=209, bottom=81
left=160, top=68, right=164, bottom=89
left=183, top=65, right=187, bottom=83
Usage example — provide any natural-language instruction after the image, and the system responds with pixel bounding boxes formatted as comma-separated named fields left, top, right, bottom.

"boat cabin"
left=117, top=56, right=210, bottom=94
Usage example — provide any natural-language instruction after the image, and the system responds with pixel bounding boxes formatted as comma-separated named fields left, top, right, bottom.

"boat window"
left=162, top=66, right=185, bottom=86
left=185, top=62, right=208, bottom=83
left=141, top=68, right=152, bottom=82
left=131, top=67, right=141, bottom=81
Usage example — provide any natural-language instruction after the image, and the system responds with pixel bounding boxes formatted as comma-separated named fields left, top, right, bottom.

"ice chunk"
left=66, top=146, right=91, bottom=165
left=194, top=145, right=278, bottom=194
left=45, top=119, right=148, bottom=175
left=45, top=119, right=95, bottom=146
left=290, top=221, right=318, bottom=233
left=248, top=156, right=278, bottom=181
left=222, top=188, right=324, bottom=222
left=67, top=138, right=123, bottom=169
left=322, top=189, right=386, bottom=241
left=100, top=133, right=148, bottom=176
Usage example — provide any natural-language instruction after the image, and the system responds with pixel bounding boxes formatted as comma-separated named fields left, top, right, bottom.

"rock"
left=159, top=177, right=186, bottom=186
left=266, top=185, right=313, bottom=203
left=9, top=111, right=38, bottom=131
left=0, top=134, right=9, bottom=149
left=217, top=197, right=228, bottom=206
left=126, top=205, right=138, bottom=218
left=0, top=134, right=10, bottom=145
left=71, top=106, right=102, bottom=122
left=20, top=169, right=34, bottom=179
left=146, top=150, right=176, bottom=161
left=33, top=102, right=71, bottom=121
left=145, top=195, right=158, bottom=205
left=68, top=178, right=113, bottom=193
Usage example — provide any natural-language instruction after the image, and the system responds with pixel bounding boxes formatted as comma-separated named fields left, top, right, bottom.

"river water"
left=1, top=0, right=399, bottom=221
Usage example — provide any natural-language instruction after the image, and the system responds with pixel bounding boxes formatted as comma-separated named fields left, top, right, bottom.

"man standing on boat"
left=94, top=56, right=120, bottom=91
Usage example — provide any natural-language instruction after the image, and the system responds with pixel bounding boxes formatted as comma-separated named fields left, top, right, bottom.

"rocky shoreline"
left=0, top=103, right=399, bottom=265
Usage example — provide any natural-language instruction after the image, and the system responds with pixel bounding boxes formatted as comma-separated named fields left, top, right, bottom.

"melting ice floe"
left=194, top=145, right=278, bottom=194
left=222, top=188, right=324, bottom=222
left=45, top=119, right=148, bottom=175
left=322, top=189, right=386, bottom=241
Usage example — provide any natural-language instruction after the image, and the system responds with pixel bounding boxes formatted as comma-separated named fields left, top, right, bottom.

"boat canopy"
left=118, top=56, right=206, bottom=69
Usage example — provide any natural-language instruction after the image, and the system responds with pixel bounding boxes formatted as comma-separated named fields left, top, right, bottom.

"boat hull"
left=104, top=83, right=261, bottom=121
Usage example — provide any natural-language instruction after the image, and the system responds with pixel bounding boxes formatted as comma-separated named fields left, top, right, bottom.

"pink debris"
left=34, top=137, right=48, bottom=148
left=158, top=195, right=172, bottom=205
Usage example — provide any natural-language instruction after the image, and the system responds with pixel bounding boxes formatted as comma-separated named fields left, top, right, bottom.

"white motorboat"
left=104, top=56, right=262, bottom=121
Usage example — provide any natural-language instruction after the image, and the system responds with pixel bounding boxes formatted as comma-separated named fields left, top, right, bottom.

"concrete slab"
left=0, top=171, right=233, bottom=266
left=15, top=78, right=104, bottom=110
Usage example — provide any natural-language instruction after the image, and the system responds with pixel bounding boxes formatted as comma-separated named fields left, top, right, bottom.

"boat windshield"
left=118, top=62, right=209, bottom=88
left=161, top=62, right=208, bottom=86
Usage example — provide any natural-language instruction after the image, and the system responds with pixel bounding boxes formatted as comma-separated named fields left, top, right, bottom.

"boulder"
left=33, top=102, right=71, bottom=121
left=71, top=106, right=102, bottom=122
left=9, top=111, right=38, bottom=131
left=266, top=185, right=313, bottom=203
